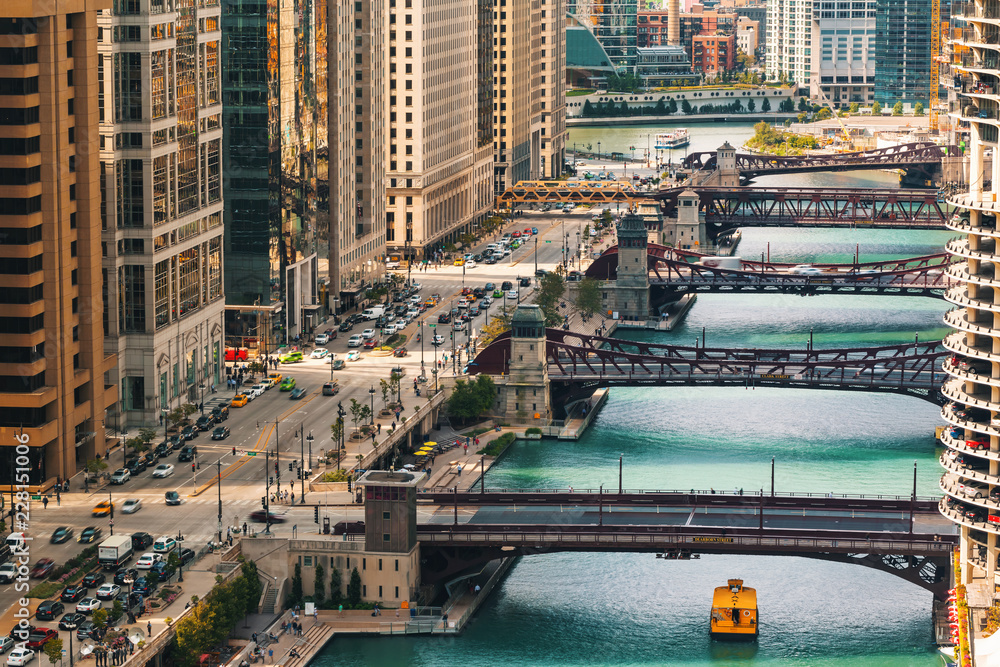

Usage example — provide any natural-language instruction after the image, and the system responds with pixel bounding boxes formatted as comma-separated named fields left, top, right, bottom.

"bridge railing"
left=416, top=487, right=941, bottom=501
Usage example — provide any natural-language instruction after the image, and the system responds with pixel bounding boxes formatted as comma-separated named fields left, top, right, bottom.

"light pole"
left=108, top=491, right=114, bottom=535
left=176, top=529, right=184, bottom=582
left=216, top=458, right=222, bottom=543
left=420, top=319, right=425, bottom=379
left=534, top=237, right=538, bottom=276
left=369, top=385, right=376, bottom=425
left=307, top=431, right=314, bottom=469
left=598, top=141, right=602, bottom=161
left=330, top=353, right=336, bottom=381
left=299, top=428, right=305, bottom=504
left=618, top=454, right=623, bottom=494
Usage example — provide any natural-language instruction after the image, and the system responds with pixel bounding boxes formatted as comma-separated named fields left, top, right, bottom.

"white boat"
left=656, top=129, right=690, bottom=150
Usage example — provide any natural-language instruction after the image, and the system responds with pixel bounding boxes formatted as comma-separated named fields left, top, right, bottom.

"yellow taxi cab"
left=231, top=394, right=249, bottom=408
left=424, top=297, right=438, bottom=307
left=453, top=258, right=464, bottom=266
left=92, top=501, right=113, bottom=517
left=267, top=373, right=283, bottom=387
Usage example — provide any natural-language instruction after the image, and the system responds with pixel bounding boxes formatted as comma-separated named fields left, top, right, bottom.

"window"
left=118, top=265, right=146, bottom=333
left=114, top=53, right=142, bottom=121
left=116, top=159, right=144, bottom=228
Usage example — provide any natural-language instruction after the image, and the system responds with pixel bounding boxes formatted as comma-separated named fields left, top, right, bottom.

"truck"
left=98, top=535, right=133, bottom=570
left=696, top=256, right=743, bottom=271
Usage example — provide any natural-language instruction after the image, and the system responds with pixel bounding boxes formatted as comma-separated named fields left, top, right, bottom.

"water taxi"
left=710, top=579, right=758, bottom=640
left=655, top=129, right=690, bottom=150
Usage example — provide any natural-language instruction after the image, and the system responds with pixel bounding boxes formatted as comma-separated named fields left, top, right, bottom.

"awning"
left=302, top=304, right=323, bottom=311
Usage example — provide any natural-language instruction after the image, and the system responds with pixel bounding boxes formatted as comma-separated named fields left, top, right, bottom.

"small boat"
left=655, top=129, right=690, bottom=150
left=710, top=579, right=758, bottom=640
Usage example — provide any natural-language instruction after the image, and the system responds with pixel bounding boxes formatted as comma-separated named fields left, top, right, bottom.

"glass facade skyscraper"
left=567, top=0, right=638, bottom=70
left=874, top=0, right=932, bottom=105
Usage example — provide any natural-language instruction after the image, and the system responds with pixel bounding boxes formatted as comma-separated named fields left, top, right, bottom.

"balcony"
left=943, top=308, right=1000, bottom=342
left=941, top=473, right=1000, bottom=510
left=940, top=452, right=999, bottom=484
left=943, top=285, right=1000, bottom=316
left=939, top=497, right=1000, bottom=535
left=947, top=195, right=1000, bottom=219
left=945, top=262, right=1000, bottom=291
left=942, top=375, right=1000, bottom=412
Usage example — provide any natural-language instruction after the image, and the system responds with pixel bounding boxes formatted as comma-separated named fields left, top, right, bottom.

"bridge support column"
left=499, top=305, right=551, bottom=422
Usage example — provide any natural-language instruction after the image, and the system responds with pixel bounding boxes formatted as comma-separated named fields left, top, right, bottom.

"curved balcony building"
left=943, top=0, right=1000, bottom=587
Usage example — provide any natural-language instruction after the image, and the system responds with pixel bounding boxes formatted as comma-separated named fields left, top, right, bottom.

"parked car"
left=7, top=647, right=35, bottom=665
left=231, top=394, right=249, bottom=408
left=25, top=629, right=58, bottom=651
left=75, top=598, right=102, bottom=614
left=82, top=571, right=107, bottom=588
left=181, top=425, right=196, bottom=441
left=153, top=536, right=177, bottom=553
left=180, top=548, right=196, bottom=565
left=76, top=621, right=97, bottom=641
left=136, top=553, right=161, bottom=570
left=153, top=442, right=170, bottom=459
left=212, top=426, right=231, bottom=440
left=210, top=404, right=230, bottom=421
left=60, top=586, right=85, bottom=603
left=0, top=564, right=16, bottom=584
left=109, top=468, right=130, bottom=485
left=132, top=578, right=154, bottom=597
left=195, top=416, right=213, bottom=432
left=58, top=613, right=86, bottom=631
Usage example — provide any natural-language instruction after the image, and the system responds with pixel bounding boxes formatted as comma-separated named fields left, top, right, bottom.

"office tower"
left=567, top=0, right=639, bottom=69
left=940, top=0, right=1000, bottom=590
left=534, top=0, right=567, bottom=179
left=222, top=0, right=325, bottom=350
left=385, top=0, right=494, bottom=262
left=874, top=0, right=932, bottom=106
left=0, top=6, right=117, bottom=483
left=328, top=0, right=387, bottom=310
left=99, top=0, right=226, bottom=430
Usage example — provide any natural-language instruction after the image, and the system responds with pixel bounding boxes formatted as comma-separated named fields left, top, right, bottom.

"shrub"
left=480, top=433, right=516, bottom=457
left=525, top=427, right=543, bottom=435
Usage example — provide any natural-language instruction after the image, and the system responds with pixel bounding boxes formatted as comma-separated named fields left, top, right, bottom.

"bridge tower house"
left=716, top=141, right=740, bottom=187
left=499, top=305, right=552, bottom=421
left=602, top=211, right=650, bottom=320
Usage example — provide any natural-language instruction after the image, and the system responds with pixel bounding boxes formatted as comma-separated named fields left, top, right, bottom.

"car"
left=248, top=384, right=266, bottom=399
left=164, top=490, right=181, bottom=506
left=267, top=372, right=283, bottom=385
left=511, top=231, right=521, bottom=238
left=315, top=333, right=330, bottom=345
left=180, top=548, right=196, bottom=565
left=453, top=320, right=466, bottom=331
left=58, top=612, right=86, bottom=631
left=492, top=289, right=502, bottom=298
left=0, top=637, right=10, bottom=655
left=166, top=434, right=184, bottom=449
left=469, top=306, right=480, bottom=316
left=210, top=404, right=230, bottom=421
left=181, top=425, right=196, bottom=440
left=531, top=227, right=538, bottom=234
left=153, top=536, right=177, bottom=553
left=363, top=338, right=380, bottom=349
left=457, top=299, right=469, bottom=309
left=431, top=334, right=444, bottom=346
left=178, top=446, right=197, bottom=462
left=82, top=571, right=107, bottom=588
left=196, top=415, right=214, bottom=432
left=78, top=527, right=102, bottom=543
left=290, top=387, right=308, bottom=399
left=310, top=348, right=329, bottom=359
left=113, top=568, right=139, bottom=586
left=149, top=561, right=170, bottom=582
left=132, top=577, right=154, bottom=597
left=153, top=442, right=171, bottom=459
left=35, top=601, right=64, bottom=621
left=76, top=621, right=97, bottom=640
left=788, top=264, right=818, bottom=275
left=92, top=500, right=113, bottom=517
left=76, top=598, right=102, bottom=614
left=393, top=347, right=408, bottom=358
left=966, top=439, right=990, bottom=451
left=212, top=426, right=231, bottom=441
left=50, top=526, right=73, bottom=544
left=6, top=626, right=33, bottom=643
left=61, top=585, right=86, bottom=602
left=485, top=255, right=498, bottom=264
left=122, top=498, right=142, bottom=514
left=347, top=334, right=363, bottom=347
left=501, top=281, right=513, bottom=291
left=29, top=559, right=54, bottom=579
left=361, top=328, right=376, bottom=340
left=249, top=510, right=287, bottom=523
left=465, top=260, right=476, bottom=268
left=346, top=350, right=361, bottom=361
left=131, top=532, right=153, bottom=551
left=437, top=313, right=451, bottom=324
left=453, top=258, right=464, bottom=266
left=506, top=290, right=518, bottom=300
left=280, top=377, right=296, bottom=391
left=279, top=351, right=304, bottom=364
left=6, top=647, right=34, bottom=665
left=534, top=268, right=548, bottom=278
left=96, top=583, right=121, bottom=601
left=0, top=563, right=15, bottom=584
left=152, top=463, right=174, bottom=478
left=231, top=394, right=249, bottom=407
left=323, top=382, right=339, bottom=396
left=25, top=628, right=57, bottom=651
left=136, top=553, right=161, bottom=570
left=382, top=325, right=397, bottom=336
left=331, top=359, right=346, bottom=370
left=126, top=458, right=148, bottom=475
left=519, top=276, right=531, bottom=287
left=338, top=320, right=353, bottom=332
left=110, top=468, right=130, bottom=485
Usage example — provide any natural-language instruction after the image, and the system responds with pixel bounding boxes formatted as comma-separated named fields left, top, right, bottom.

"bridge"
left=585, top=246, right=957, bottom=297
left=412, top=489, right=957, bottom=597
left=680, top=142, right=953, bottom=182
left=469, top=327, right=947, bottom=405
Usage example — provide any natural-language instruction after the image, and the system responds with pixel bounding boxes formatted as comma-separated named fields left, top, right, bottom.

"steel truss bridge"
left=469, top=330, right=947, bottom=403
left=680, top=142, right=953, bottom=180
left=414, top=490, right=956, bottom=597
left=585, top=245, right=958, bottom=297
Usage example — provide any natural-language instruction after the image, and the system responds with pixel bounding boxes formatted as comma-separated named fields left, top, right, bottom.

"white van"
left=361, top=306, right=385, bottom=320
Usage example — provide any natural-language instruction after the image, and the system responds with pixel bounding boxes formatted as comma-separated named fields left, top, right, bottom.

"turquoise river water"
left=313, top=127, right=953, bottom=666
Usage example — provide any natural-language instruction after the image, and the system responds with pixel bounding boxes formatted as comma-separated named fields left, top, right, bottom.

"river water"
left=313, top=126, right=951, bottom=666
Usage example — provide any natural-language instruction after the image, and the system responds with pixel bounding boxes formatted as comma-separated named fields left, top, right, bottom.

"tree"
left=761, top=97, right=771, bottom=113
left=314, top=562, right=325, bottom=605
left=798, top=97, right=809, bottom=112
left=815, top=107, right=832, bottom=120
left=329, top=420, right=344, bottom=466
left=582, top=99, right=594, bottom=117
left=535, top=272, right=565, bottom=326
left=379, top=379, right=390, bottom=411
left=913, top=102, right=924, bottom=116
left=681, top=98, right=693, bottom=114
left=871, top=101, right=882, bottom=115
left=666, top=98, right=678, bottom=114
left=85, top=458, right=108, bottom=476
left=349, top=398, right=365, bottom=435
left=388, top=373, right=401, bottom=405
left=747, top=99, right=755, bottom=113
left=42, top=638, right=63, bottom=666
left=619, top=101, right=630, bottom=116
left=849, top=102, right=859, bottom=114
left=575, top=277, right=602, bottom=320
left=166, top=551, right=181, bottom=580
left=447, top=375, right=498, bottom=421
left=347, top=567, right=362, bottom=607
left=892, top=100, right=904, bottom=116
left=289, top=562, right=303, bottom=607
left=329, top=567, right=343, bottom=605
left=93, top=607, right=109, bottom=630
left=653, top=98, right=666, bottom=115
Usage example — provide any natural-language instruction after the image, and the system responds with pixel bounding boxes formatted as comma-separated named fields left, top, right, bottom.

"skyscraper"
left=222, top=0, right=325, bottom=350
left=384, top=0, right=494, bottom=262
left=99, top=0, right=226, bottom=429
left=874, top=0, right=932, bottom=106
left=567, top=0, right=638, bottom=70
left=0, top=5, right=117, bottom=483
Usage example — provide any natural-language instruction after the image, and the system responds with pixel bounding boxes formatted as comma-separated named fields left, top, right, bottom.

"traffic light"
left=269, top=476, right=273, bottom=486
left=274, top=462, right=279, bottom=474
left=261, top=497, right=266, bottom=509
left=232, top=447, right=236, bottom=456
left=288, top=462, right=293, bottom=472
left=313, top=507, right=319, bottom=524
left=347, top=478, right=352, bottom=493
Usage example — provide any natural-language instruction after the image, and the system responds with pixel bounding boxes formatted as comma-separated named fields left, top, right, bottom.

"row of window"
left=0, top=107, right=39, bottom=125
left=0, top=226, right=42, bottom=245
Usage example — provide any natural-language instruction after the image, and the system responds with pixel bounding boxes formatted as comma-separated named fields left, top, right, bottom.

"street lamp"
left=369, top=385, right=376, bottom=425
left=598, top=141, right=602, bottom=161
left=299, top=429, right=305, bottom=504
left=216, top=458, right=223, bottom=543
left=176, top=530, right=184, bottom=582
left=108, top=491, right=114, bottom=535
left=420, top=319, right=425, bottom=379
left=307, top=431, right=314, bottom=469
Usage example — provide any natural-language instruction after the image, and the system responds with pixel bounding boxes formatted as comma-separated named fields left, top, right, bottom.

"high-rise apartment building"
left=328, top=0, right=387, bottom=311
left=385, top=0, right=494, bottom=261
left=940, top=0, right=1000, bottom=593
left=765, top=0, right=812, bottom=86
left=98, top=0, right=226, bottom=429
left=874, top=0, right=932, bottom=106
left=0, top=5, right=117, bottom=484
left=567, top=0, right=638, bottom=69
left=221, top=0, right=325, bottom=350
left=534, top=0, right=567, bottom=180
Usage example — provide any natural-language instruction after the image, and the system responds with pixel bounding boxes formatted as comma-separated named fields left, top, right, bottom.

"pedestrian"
left=42, top=496, right=47, bottom=509
left=290, top=491, right=294, bottom=504
left=147, top=621, right=152, bottom=637
left=377, top=423, right=381, bottom=434
left=268, top=648, right=273, bottom=663
left=55, top=491, right=60, bottom=506
left=339, top=604, right=344, bottom=616
left=252, top=632, right=257, bottom=645
left=243, top=522, right=248, bottom=535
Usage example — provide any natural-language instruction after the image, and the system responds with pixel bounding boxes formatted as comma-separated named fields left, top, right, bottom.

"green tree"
left=379, top=378, right=390, bottom=411
left=849, top=102, right=859, bottom=114
left=653, top=98, right=666, bottom=115
left=815, top=107, right=832, bottom=120
left=582, top=99, right=594, bottom=117
left=347, top=567, right=362, bottom=607
left=389, top=372, right=401, bottom=405
left=666, top=98, right=678, bottom=114
left=761, top=97, right=771, bottom=112
left=447, top=375, right=498, bottom=421
left=536, top=272, right=566, bottom=326
left=681, top=98, right=693, bottom=114
left=747, top=99, right=755, bottom=113
left=289, top=562, right=303, bottom=607
left=871, top=101, right=882, bottom=115
left=85, top=458, right=108, bottom=476
left=797, top=97, right=809, bottom=112
left=892, top=100, right=904, bottom=116
left=575, top=277, right=603, bottom=319
left=796, top=112, right=808, bottom=123
left=314, top=562, right=325, bottom=605
left=166, top=551, right=181, bottom=580
left=913, top=102, right=924, bottom=115
left=349, top=398, right=365, bottom=435
left=330, top=420, right=344, bottom=468
left=111, top=599, right=124, bottom=623
left=42, top=638, right=62, bottom=666
left=92, top=607, right=109, bottom=630
left=329, top=567, right=343, bottom=605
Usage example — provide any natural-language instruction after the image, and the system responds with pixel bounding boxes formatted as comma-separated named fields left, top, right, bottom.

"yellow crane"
left=815, top=86, right=853, bottom=150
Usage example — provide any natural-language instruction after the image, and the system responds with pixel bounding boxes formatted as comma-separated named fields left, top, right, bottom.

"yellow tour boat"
left=710, top=579, right=758, bottom=640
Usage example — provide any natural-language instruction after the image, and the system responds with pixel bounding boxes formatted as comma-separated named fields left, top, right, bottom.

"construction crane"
left=815, top=86, right=853, bottom=150
left=930, top=0, right=941, bottom=132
